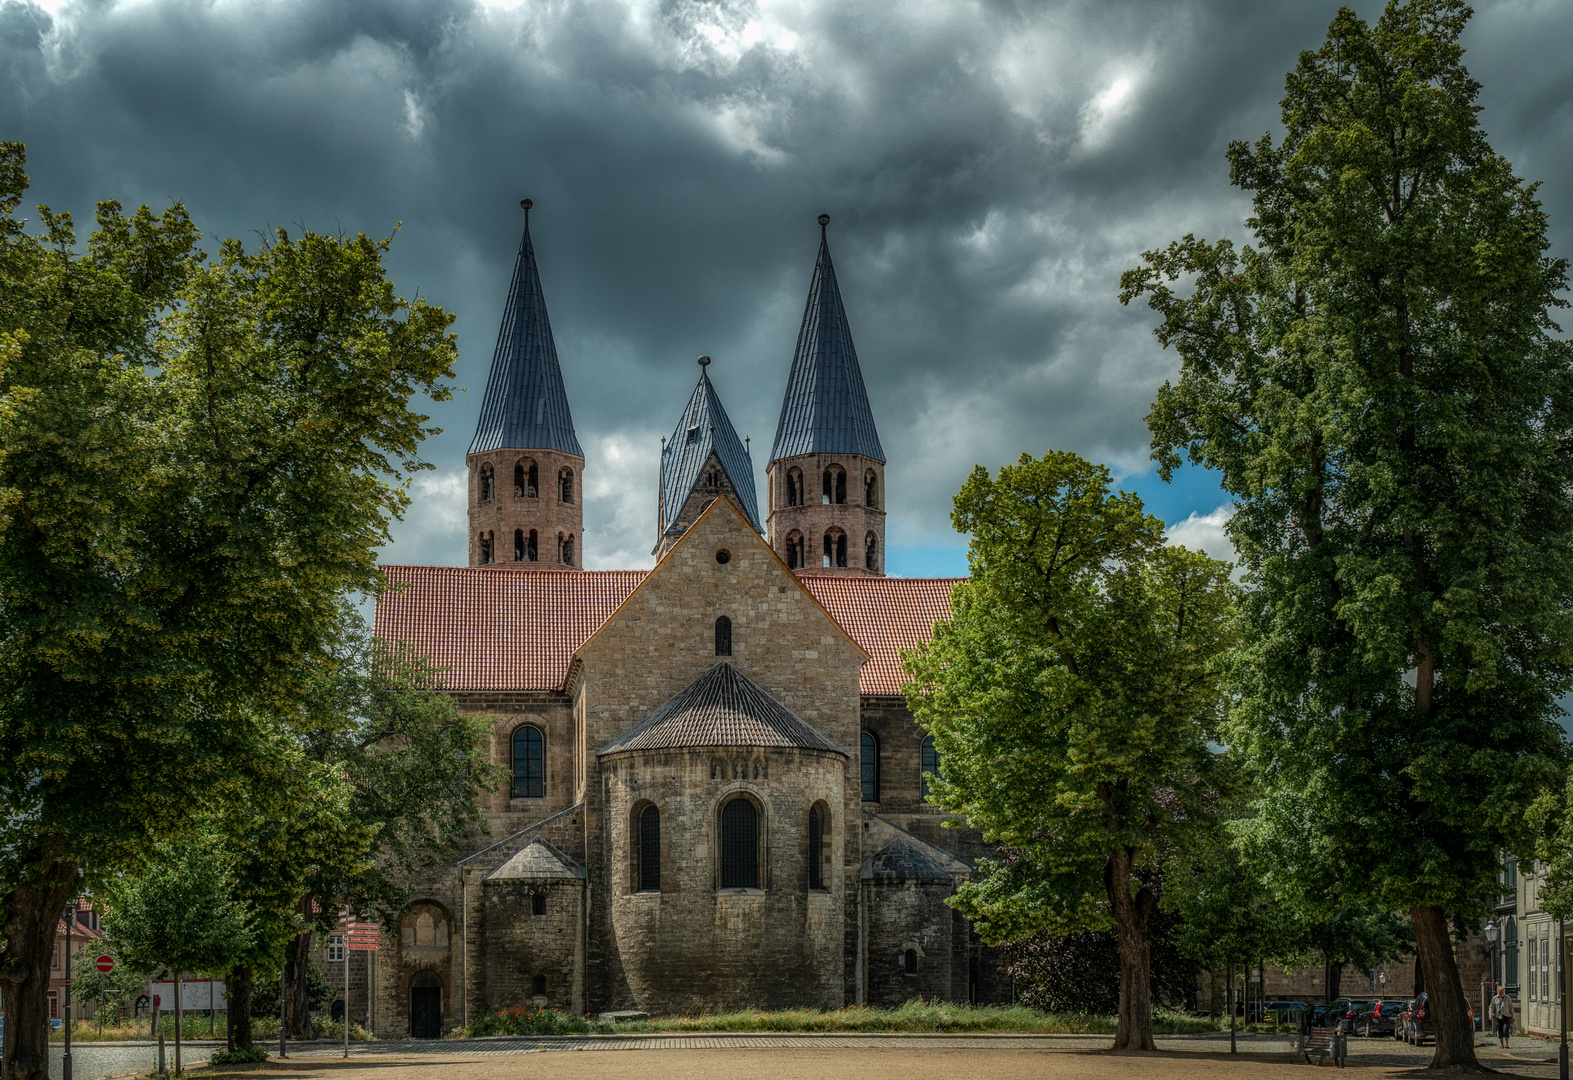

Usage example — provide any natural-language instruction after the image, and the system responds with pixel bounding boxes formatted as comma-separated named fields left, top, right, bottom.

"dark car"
left=1312, top=1004, right=1332, bottom=1027
left=1323, top=997, right=1373, bottom=1029
left=1403, top=992, right=1475, bottom=1045
left=1353, top=999, right=1407, bottom=1036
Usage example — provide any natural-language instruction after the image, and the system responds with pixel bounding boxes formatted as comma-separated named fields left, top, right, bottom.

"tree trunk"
left=1411, top=904, right=1478, bottom=1069
left=228, top=967, right=254, bottom=1050
left=1106, top=849, right=1156, bottom=1051
left=0, top=849, right=77, bottom=1080
left=284, top=931, right=314, bottom=1039
left=1325, top=959, right=1345, bottom=1005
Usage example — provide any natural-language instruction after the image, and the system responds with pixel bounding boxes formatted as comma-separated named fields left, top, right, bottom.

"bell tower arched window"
left=822, top=466, right=846, bottom=505
left=511, top=725, right=544, bottom=799
left=720, top=797, right=759, bottom=889
left=865, top=469, right=878, bottom=508
left=786, top=531, right=804, bottom=570
left=715, top=616, right=732, bottom=656
left=824, top=529, right=847, bottom=568
left=478, top=531, right=494, bottom=565
left=865, top=532, right=877, bottom=571
left=515, top=458, right=538, bottom=498
left=786, top=468, right=803, bottom=507
left=559, top=468, right=574, bottom=504
left=478, top=463, right=495, bottom=503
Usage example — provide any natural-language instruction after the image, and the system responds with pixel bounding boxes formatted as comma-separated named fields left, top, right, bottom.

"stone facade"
left=467, top=447, right=585, bottom=568
left=766, top=453, right=885, bottom=576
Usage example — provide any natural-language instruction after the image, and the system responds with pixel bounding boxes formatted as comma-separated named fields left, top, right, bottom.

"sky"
left=2, top=0, right=1571, bottom=576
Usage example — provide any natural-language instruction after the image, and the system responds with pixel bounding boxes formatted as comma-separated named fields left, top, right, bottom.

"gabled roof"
left=374, top=564, right=956, bottom=696
left=599, top=662, right=846, bottom=756
left=769, top=222, right=885, bottom=464
left=485, top=838, right=585, bottom=880
left=860, top=839, right=953, bottom=882
left=468, top=212, right=583, bottom=457
left=798, top=575, right=960, bottom=696
left=660, top=366, right=760, bottom=533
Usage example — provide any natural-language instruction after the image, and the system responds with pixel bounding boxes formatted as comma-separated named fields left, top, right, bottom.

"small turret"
left=655, top=356, right=759, bottom=559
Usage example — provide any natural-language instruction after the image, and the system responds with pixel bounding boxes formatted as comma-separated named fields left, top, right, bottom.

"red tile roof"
left=798, top=575, right=960, bottom=696
left=376, top=566, right=646, bottom=692
left=374, top=565, right=959, bottom=696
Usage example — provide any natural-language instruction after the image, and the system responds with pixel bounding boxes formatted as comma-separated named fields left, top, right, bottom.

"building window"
left=1544, top=937, right=1552, bottom=1001
left=786, top=468, right=802, bottom=507
left=861, top=732, right=879, bottom=802
left=715, top=616, right=732, bottom=656
left=865, top=532, right=877, bottom=572
left=559, top=468, right=574, bottom=503
left=638, top=805, right=661, bottom=893
left=49, top=991, right=58, bottom=1019
left=921, top=735, right=940, bottom=800
left=904, top=949, right=919, bottom=975
left=808, top=805, right=825, bottom=890
left=478, top=463, right=495, bottom=503
left=1505, top=916, right=1519, bottom=986
left=516, top=459, right=538, bottom=498
left=328, top=935, right=345, bottom=963
left=479, top=531, right=494, bottom=564
left=824, top=529, right=847, bottom=568
left=512, top=725, right=544, bottom=798
left=531, top=892, right=546, bottom=917
left=786, top=531, right=804, bottom=570
left=865, top=470, right=878, bottom=508
left=560, top=533, right=575, bottom=567
left=720, top=797, right=759, bottom=889
left=532, top=974, right=547, bottom=996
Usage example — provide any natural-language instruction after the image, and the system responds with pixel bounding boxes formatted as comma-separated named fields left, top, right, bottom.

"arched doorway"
left=410, top=972, right=442, bottom=1039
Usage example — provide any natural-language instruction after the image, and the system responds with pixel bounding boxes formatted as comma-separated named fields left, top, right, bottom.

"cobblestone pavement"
left=47, top=1040, right=217, bottom=1080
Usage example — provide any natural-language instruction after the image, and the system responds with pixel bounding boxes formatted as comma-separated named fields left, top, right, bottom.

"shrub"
left=209, top=1046, right=269, bottom=1065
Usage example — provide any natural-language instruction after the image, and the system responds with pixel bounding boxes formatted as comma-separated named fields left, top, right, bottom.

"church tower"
left=467, top=200, right=586, bottom=569
left=765, top=215, right=886, bottom=576
left=655, top=356, right=760, bottom=559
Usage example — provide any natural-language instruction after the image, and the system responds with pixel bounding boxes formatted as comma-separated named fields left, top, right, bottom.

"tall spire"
left=469, top=199, right=583, bottom=457
left=657, top=357, right=759, bottom=552
left=768, top=214, right=885, bottom=464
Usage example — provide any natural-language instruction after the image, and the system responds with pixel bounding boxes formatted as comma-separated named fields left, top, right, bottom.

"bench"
left=1296, top=1026, right=1346, bottom=1067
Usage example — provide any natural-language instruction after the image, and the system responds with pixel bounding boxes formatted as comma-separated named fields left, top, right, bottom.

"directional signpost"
left=345, top=916, right=381, bottom=1043
left=95, top=958, right=113, bottom=1035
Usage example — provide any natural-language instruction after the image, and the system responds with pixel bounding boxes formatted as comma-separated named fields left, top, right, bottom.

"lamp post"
left=61, top=904, right=73, bottom=1080
left=1485, top=919, right=1501, bottom=1037
left=1559, top=916, right=1567, bottom=1080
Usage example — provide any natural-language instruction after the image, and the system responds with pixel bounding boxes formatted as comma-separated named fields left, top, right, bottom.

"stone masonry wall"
left=862, top=878, right=960, bottom=1006
left=766, top=453, right=885, bottom=576
left=574, top=498, right=867, bottom=1012
left=467, top=448, right=584, bottom=568
left=481, top=878, right=585, bottom=1015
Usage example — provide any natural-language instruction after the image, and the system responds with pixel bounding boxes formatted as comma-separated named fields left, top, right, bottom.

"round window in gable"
left=715, top=549, right=731, bottom=565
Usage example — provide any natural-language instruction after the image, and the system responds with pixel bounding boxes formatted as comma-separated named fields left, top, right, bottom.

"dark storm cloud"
left=3, top=0, right=1570, bottom=570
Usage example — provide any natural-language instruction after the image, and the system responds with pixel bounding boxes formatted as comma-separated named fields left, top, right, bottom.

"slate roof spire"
left=659, top=356, right=760, bottom=538
left=769, top=214, right=885, bottom=464
left=469, top=199, right=583, bottom=457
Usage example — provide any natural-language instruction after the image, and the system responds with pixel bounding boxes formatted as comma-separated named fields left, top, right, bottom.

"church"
left=370, top=207, right=1009, bottom=1037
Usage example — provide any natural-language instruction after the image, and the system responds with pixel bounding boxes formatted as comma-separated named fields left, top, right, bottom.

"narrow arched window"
left=865, top=470, right=877, bottom=508
left=559, top=468, right=574, bottom=504
left=822, top=470, right=833, bottom=505
left=527, top=529, right=538, bottom=562
left=861, top=732, right=879, bottom=802
left=904, top=949, right=918, bottom=975
left=513, top=462, right=526, bottom=497
left=512, top=726, right=544, bottom=798
left=921, top=735, right=940, bottom=800
left=514, top=529, right=525, bottom=562
left=720, top=798, right=758, bottom=889
left=825, top=530, right=846, bottom=568
left=561, top=534, right=575, bottom=567
left=528, top=461, right=539, bottom=497
left=479, top=464, right=495, bottom=503
left=787, top=532, right=803, bottom=570
left=531, top=892, right=546, bottom=916
left=808, top=806, right=824, bottom=890
left=715, top=616, right=732, bottom=656
left=638, top=805, right=661, bottom=892
left=865, top=532, right=877, bottom=572
left=478, top=531, right=493, bottom=565
left=836, top=469, right=846, bottom=504
left=786, top=471, right=799, bottom=507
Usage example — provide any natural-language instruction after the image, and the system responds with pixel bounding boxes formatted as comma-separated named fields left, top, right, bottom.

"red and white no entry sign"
left=94, top=955, right=114, bottom=973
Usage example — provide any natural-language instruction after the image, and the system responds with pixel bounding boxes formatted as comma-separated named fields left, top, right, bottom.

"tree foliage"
left=904, top=450, right=1234, bottom=1051
left=1118, top=1, right=1572, bottom=1065
left=102, top=840, right=252, bottom=980
left=0, top=141, right=455, bottom=1080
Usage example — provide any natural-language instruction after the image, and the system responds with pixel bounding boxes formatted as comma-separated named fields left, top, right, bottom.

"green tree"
left=1306, top=905, right=1411, bottom=1005
left=903, top=451, right=1234, bottom=1050
left=0, top=142, right=455, bottom=1080
left=103, top=840, right=253, bottom=1074
left=1118, top=1, right=1573, bottom=1066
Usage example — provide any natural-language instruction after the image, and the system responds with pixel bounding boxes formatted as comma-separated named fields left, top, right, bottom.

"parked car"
left=1403, top=993, right=1475, bottom=1045
left=1312, top=1004, right=1332, bottom=1027
left=1323, top=997, right=1373, bottom=1029
left=1353, top=999, right=1407, bottom=1037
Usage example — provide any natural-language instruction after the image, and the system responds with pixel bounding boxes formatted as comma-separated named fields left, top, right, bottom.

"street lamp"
left=61, top=904, right=73, bottom=1080
left=1485, top=919, right=1501, bottom=1036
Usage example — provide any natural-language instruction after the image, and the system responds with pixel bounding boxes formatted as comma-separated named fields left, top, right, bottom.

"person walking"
left=1491, top=985, right=1515, bottom=1048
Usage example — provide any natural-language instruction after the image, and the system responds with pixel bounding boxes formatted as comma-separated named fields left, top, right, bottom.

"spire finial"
left=521, top=198, right=533, bottom=229
left=818, top=213, right=830, bottom=237
left=698, top=355, right=711, bottom=369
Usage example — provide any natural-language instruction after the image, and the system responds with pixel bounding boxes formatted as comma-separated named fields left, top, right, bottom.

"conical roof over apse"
left=468, top=208, right=583, bottom=457
left=660, top=362, right=760, bottom=534
left=768, top=219, right=885, bottom=464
